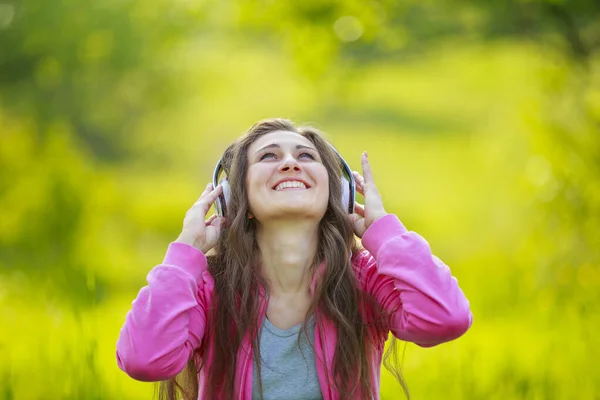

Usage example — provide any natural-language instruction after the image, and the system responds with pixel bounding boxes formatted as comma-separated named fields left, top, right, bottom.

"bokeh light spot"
left=333, top=16, right=363, bottom=42
left=525, top=154, right=553, bottom=187
left=0, top=3, right=15, bottom=29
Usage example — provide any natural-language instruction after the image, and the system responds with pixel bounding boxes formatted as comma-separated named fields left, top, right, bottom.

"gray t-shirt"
left=252, top=315, right=323, bottom=400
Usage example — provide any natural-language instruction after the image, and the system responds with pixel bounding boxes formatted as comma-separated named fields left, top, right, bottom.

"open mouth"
left=273, top=180, right=310, bottom=191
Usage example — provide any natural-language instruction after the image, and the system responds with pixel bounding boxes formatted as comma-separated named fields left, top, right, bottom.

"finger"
left=354, top=201, right=365, bottom=217
left=352, top=171, right=365, bottom=195
left=195, top=183, right=221, bottom=203
left=211, top=216, right=226, bottom=229
left=205, top=214, right=217, bottom=225
left=193, top=184, right=223, bottom=212
left=361, top=152, right=374, bottom=185
left=361, top=152, right=383, bottom=199
left=196, top=183, right=213, bottom=202
left=352, top=170, right=364, bottom=183
left=355, top=184, right=364, bottom=196
left=348, top=213, right=360, bottom=226
left=348, top=214, right=365, bottom=238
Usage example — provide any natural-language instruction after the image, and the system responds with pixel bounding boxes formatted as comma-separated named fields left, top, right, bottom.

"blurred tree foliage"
left=0, top=0, right=599, bottom=397
left=0, top=0, right=207, bottom=160
left=1, top=0, right=597, bottom=308
left=237, top=0, right=600, bottom=74
left=0, top=0, right=211, bottom=306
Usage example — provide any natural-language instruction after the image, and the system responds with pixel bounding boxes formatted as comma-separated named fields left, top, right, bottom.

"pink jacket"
left=116, top=214, right=473, bottom=399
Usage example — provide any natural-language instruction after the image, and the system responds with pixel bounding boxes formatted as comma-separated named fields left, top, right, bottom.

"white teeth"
left=275, top=181, right=307, bottom=191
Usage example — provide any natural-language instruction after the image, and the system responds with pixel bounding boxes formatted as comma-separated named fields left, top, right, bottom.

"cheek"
left=248, top=167, right=268, bottom=191
left=318, top=170, right=330, bottom=199
left=246, top=167, right=269, bottom=206
left=246, top=178, right=258, bottom=204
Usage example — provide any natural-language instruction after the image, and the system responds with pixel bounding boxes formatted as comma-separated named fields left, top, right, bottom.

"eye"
left=259, top=152, right=276, bottom=160
left=299, top=152, right=316, bottom=160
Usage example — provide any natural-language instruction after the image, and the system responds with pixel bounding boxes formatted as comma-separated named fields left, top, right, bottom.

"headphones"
left=212, top=145, right=356, bottom=217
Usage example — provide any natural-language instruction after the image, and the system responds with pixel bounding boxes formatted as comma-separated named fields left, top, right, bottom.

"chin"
left=267, top=205, right=327, bottom=220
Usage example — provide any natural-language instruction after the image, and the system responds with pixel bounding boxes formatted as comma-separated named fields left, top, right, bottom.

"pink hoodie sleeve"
left=357, top=214, right=473, bottom=347
left=116, top=242, right=212, bottom=381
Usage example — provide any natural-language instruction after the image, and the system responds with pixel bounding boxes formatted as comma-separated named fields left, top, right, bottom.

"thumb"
left=348, top=214, right=361, bottom=224
left=211, top=216, right=227, bottom=229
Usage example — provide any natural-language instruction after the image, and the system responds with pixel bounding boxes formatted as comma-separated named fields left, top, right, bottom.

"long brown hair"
left=157, top=118, right=409, bottom=399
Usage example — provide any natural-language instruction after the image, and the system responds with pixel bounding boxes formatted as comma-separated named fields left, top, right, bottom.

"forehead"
left=248, top=130, right=315, bottom=153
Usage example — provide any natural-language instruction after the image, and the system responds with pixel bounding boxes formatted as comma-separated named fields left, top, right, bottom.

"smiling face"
left=246, top=130, right=330, bottom=221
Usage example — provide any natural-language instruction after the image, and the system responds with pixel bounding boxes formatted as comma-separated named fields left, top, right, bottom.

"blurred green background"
left=1, top=0, right=599, bottom=399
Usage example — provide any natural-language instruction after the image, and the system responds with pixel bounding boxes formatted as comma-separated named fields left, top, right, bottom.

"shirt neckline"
left=262, top=314, right=316, bottom=338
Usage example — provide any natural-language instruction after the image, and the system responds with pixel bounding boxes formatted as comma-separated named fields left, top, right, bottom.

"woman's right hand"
left=176, top=183, right=226, bottom=253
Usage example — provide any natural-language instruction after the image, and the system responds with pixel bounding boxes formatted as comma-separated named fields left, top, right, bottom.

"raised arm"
left=348, top=152, right=472, bottom=347
left=116, top=243, right=213, bottom=381
left=356, top=214, right=473, bottom=347
left=116, top=182, right=225, bottom=381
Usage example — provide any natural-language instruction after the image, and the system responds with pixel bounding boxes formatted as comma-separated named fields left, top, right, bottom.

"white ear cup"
left=340, top=176, right=352, bottom=214
left=216, top=178, right=231, bottom=217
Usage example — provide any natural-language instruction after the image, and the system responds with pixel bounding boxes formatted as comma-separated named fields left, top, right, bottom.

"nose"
left=279, top=153, right=301, bottom=172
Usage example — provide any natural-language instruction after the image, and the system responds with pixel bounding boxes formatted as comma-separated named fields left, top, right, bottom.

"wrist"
left=176, top=232, right=198, bottom=248
left=176, top=232, right=212, bottom=254
left=367, top=212, right=389, bottom=228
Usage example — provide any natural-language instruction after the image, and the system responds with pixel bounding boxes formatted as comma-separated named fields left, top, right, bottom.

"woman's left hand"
left=349, top=152, right=389, bottom=238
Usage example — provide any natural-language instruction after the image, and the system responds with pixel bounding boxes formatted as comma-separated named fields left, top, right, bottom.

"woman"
left=116, top=118, right=473, bottom=400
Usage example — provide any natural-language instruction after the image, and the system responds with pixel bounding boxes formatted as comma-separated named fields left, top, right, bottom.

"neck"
left=256, top=219, right=319, bottom=294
